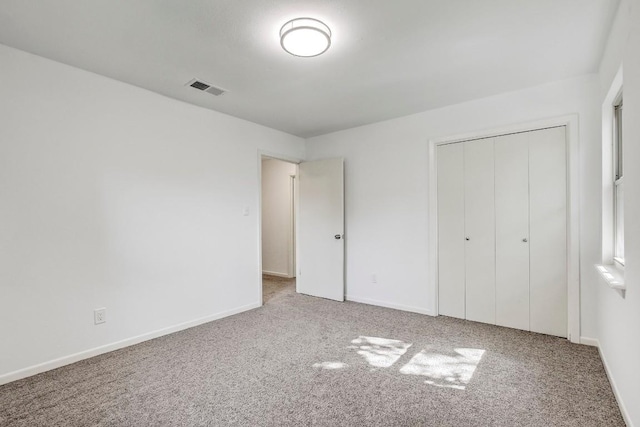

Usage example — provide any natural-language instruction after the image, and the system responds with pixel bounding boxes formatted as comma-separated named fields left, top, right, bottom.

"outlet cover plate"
left=94, top=308, right=106, bottom=325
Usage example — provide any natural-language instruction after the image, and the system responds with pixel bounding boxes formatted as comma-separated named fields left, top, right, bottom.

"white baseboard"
left=346, top=295, right=434, bottom=316
left=580, top=336, right=599, bottom=347
left=0, top=302, right=261, bottom=386
left=262, top=270, right=292, bottom=278
left=588, top=338, right=633, bottom=427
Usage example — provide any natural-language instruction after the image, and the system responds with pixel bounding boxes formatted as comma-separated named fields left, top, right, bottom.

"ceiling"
left=0, top=1, right=619, bottom=138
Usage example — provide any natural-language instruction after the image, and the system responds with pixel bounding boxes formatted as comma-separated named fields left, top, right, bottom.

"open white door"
left=297, top=158, right=344, bottom=301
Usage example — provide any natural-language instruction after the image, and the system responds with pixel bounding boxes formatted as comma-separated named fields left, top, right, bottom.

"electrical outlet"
left=94, top=308, right=106, bottom=325
left=371, top=273, right=377, bottom=283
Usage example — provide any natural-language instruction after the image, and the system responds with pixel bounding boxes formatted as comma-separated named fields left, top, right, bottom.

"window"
left=596, top=70, right=625, bottom=290
left=613, top=94, right=624, bottom=266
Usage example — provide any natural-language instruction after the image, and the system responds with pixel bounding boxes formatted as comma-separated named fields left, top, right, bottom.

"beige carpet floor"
left=0, top=275, right=624, bottom=426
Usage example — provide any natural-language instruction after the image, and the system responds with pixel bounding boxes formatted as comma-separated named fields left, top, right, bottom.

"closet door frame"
left=428, top=114, right=580, bottom=343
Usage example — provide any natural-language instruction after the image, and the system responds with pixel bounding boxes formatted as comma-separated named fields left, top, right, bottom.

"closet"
left=437, top=126, right=567, bottom=338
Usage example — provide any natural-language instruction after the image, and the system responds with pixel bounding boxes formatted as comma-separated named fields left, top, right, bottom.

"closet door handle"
left=465, top=237, right=470, bottom=241
left=522, top=238, right=528, bottom=243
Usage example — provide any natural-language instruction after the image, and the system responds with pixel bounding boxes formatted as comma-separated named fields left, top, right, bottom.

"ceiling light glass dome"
left=280, top=18, right=331, bottom=57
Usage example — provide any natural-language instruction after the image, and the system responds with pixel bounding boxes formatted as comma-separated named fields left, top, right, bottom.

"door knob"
left=522, top=238, right=528, bottom=242
left=335, top=234, right=342, bottom=240
left=465, top=237, right=470, bottom=241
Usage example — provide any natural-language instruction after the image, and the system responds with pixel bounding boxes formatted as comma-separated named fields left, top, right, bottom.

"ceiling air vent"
left=186, top=78, right=226, bottom=96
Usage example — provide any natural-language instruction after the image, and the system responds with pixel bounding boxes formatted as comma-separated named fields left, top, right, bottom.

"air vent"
left=185, top=79, right=227, bottom=96
left=190, top=80, right=210, bottom=91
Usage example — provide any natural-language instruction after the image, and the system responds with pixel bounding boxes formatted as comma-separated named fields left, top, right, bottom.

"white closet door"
left=494, top=133, right=530, bottom=331
left=463, top=139, right=496, bottom=324
left=437, top=144, right=465, bottom=319
left=529, top=127, right=567, bottom=337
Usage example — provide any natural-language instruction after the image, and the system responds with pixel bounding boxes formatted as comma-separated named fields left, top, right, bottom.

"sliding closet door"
left=464, top=139, right=496, bottom=324
left=437, top=144, right=465, bottom=319
left=494, top=133, right=530, bottom=331
left=529, top=127, right=567, bottom=337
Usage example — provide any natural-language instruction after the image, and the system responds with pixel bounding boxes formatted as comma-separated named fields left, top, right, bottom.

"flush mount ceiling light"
left=280, top=18, right=331, bottom=57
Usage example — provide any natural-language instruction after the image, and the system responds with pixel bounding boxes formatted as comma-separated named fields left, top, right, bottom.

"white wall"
left=596, top=0, right=640, bottom=424
left=306, top=75, right=601, bottom=336
left=0, top=43, right=304, bottom=382
left=261, top=158, right=296, bottom=277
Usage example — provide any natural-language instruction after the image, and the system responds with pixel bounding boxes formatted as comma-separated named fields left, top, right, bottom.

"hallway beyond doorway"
left=262, top=274, right=295, bottom=304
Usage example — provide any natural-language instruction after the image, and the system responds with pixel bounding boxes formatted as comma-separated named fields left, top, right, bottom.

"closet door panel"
left=529, top=127, right=567, bottom=337
left=437, top=144, right=466, bottom=319
left=464, top=139, right=496, bottom=324
left=495, top=133, right=530, bottom=331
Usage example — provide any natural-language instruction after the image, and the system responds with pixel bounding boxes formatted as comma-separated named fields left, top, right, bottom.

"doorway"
left=261, top=156, right=297, bottom=304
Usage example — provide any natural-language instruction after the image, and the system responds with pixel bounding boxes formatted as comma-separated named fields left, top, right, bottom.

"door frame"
left=257, top=150, right=302, bottom=306
left=428, top=114, right=581, bottom=343
left=288, top=174, right=297, bottom=278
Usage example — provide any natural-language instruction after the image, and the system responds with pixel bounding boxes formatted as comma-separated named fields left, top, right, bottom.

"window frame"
left=613, top=93, right=624, bottom=267
left=597, top=68, right=625, bottom=291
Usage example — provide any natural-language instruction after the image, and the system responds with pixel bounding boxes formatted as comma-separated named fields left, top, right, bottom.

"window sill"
left=613, top=257, right=625, bottom=267
left=595, top=264, right=626, bottom=290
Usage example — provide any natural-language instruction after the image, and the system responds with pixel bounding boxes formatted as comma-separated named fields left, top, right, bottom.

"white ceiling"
left=0, top=1, right=619, bottom=137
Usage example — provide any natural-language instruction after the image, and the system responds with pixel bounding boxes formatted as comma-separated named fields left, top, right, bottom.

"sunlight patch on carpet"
left=399, top=348, right=485, bottom=389
left=313, top=361, right=349, bottom=370
left=348, top=336, right=412, bottom=368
